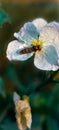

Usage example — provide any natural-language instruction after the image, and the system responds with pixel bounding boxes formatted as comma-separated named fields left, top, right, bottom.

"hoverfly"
left=19, top=45, right=41, bottom=54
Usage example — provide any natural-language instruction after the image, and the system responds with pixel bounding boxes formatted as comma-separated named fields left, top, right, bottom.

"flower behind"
left=13, top=92, right=32, bottom=130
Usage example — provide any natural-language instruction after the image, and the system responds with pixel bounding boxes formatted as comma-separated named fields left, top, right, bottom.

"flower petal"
left=14, top=22, right=39, bottom=44
left=6, top=40, right=33, bottom=61
left=13, top=92, right=20, bottom=105
left=39, top=22, right=59, bottom=57
left=34, top=45, right=59, bottom=71
left=44, top=45, right=58, bottom=63
left=34, top=53, right=52, bottom=71
left=32, top=18, right=47, bottom=33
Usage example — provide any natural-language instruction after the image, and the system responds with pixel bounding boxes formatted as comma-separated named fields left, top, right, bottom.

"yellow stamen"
left=32, top=39, right=43, bottom=48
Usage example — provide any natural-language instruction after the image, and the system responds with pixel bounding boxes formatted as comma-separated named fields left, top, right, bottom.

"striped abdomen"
left=19, top=45, right=41, bottom=54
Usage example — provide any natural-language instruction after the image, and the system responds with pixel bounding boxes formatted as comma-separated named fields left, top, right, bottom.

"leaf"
left=0, top=104, right=10, bottom=123
left=53, top=71, right=59, bottom=80
left=0, top=8, right=11, bottom=27
left=13, top=93, right=32, bottom=130
left=0, top=78, right=4, bottom=95
left=47, top=117, right=59, bottom=130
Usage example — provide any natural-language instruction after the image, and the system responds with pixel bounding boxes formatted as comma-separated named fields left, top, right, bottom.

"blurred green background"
left=0, top=0, right=59, bottom=130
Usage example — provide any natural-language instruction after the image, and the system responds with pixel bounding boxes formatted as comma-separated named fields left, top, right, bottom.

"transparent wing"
left=14, top=22, right=39, bottom=44
left=6, top=40, right=33, bottom=61
left=32, top=18, right=47, bottom=33
left=34, top=45, right=59, bottom=71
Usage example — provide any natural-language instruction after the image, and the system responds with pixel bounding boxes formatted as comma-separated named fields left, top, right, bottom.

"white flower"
left=6, top=18, right=59, bottom=71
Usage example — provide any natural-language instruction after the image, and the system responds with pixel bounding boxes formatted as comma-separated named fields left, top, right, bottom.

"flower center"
left=19, top=40, right=43, bottom=54
left=32, top=39, right=43, bottom=52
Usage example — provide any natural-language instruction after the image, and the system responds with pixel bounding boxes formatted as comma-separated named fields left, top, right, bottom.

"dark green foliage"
left=0, top=8, right=11, bottom=27
left=0, top=2, right=59, bottom=130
